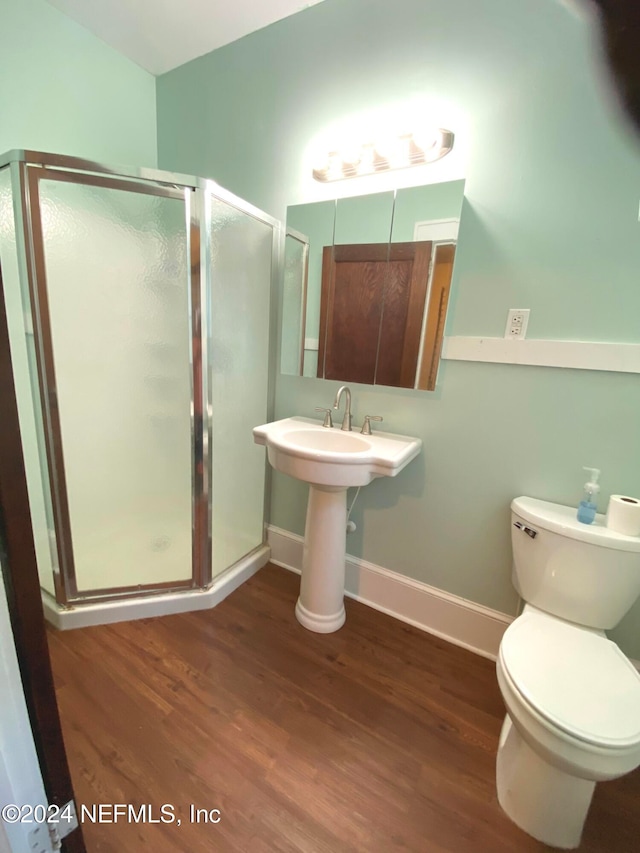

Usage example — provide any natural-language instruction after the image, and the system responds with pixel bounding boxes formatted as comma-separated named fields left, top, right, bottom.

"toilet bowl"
left=496, top=608, right=640, bottom=848
left=496, top=497, right=640, bottom=849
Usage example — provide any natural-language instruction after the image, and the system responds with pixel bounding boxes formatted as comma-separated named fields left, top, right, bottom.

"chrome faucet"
left=333, top=385, right=352, bottom=431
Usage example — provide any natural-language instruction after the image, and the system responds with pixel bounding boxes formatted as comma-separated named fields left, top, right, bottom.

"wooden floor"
left=47, top=564, right=640, bottom=853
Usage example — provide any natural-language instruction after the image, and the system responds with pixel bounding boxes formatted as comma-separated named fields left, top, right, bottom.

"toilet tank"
left=511, top=497, right=640, bottom=630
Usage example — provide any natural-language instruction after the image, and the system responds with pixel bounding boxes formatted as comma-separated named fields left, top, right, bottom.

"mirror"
left=280, top=179, right=465, bottom=390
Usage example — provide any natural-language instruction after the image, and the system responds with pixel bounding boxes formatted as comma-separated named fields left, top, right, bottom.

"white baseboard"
left=43, top=545, right=270, bottom=630
left=267, top=525, right=512, bottom=660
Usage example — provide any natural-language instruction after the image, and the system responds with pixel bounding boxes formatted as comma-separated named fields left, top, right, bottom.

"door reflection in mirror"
left=281, top=179, right=465, bottom=390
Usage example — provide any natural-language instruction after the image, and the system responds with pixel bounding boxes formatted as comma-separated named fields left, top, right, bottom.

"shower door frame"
left=20, top=159, right=209, bottom=605
left=0, top=151, right=190, bottom=607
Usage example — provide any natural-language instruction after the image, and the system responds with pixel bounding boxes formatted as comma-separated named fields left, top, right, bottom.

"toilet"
left=496, top=496, right=640, bottom=849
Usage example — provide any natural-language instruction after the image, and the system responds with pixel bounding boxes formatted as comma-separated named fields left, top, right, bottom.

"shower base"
left=42, top=545, right=269, bottom=630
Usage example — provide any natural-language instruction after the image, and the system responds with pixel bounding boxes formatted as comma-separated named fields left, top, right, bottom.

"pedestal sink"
left=253, top=417, right=422, bottom=633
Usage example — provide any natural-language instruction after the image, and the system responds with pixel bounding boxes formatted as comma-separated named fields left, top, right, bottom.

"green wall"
left=392, top=180, right=465, bottom=241
left=0, top=0, right=157, bottom=165
left=157, top=0, right=640, bottom=657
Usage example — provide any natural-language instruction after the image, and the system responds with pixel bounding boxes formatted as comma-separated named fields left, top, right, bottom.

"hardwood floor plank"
left=47, top=564, right=640, bottom=852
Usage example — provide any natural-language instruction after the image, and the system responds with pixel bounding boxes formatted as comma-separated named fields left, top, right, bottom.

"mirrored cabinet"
left=281, top=179, right=465, bottom=391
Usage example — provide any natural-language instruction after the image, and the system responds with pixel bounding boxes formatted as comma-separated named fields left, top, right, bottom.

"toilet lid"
left=500, top=611, right=640, bottom=749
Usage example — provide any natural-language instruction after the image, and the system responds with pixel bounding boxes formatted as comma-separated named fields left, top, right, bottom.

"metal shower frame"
left=0, top=150, right=280, bottom=607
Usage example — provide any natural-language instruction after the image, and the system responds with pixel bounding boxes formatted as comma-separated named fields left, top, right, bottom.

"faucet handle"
left=360, top=415, right=383, bottom=435
left=314, top=407, right=334, bottom=428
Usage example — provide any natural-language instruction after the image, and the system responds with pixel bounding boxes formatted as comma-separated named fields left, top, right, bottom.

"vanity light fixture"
left=312, top=128, right=454, bottom=182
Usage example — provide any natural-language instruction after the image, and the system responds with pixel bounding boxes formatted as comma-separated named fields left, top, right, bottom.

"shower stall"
left=0, top=151, right=279, bottom=626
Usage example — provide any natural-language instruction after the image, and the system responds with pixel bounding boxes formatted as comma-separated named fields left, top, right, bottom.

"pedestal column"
left=295, top=484, right=347, bottom=633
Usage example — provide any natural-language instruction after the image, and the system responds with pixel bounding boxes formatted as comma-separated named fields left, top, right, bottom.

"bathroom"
left=1, top=0, right=640, bottom=851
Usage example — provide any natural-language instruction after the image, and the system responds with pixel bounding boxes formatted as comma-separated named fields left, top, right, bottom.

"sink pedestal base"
left=295, top=484, right=347, bottom=633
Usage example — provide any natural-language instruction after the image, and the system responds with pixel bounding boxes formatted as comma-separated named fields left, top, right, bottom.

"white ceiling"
left=46, top=0, right=326, bottom=76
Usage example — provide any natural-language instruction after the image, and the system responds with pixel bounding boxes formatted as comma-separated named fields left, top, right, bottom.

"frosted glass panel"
left=39, top=179, right=193, bottom=592
left=209, top=197, right=273, bottom=576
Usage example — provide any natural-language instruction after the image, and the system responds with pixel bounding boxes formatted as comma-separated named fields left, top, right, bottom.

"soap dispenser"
left=577, top=466, right=600, bottom=524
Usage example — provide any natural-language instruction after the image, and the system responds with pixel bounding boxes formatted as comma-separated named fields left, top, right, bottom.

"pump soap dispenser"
left=577, top=467, right=600, bottom=524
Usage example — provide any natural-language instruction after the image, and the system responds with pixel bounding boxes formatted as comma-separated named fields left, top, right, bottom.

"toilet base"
left=496, top=715, right=595, bottom=849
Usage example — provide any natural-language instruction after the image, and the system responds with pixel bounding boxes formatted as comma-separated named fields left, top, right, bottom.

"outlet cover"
left=505, top=308, right=530, bottom=339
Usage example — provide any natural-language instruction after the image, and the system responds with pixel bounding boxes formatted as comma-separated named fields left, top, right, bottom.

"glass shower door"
left=25, top=167, right=202, bottom=600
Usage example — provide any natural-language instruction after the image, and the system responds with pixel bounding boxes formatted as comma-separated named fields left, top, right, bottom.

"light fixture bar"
left=312, top=128, right=454, bottom=182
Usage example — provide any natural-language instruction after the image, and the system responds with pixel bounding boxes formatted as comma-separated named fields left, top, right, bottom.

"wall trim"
left=267, top=525, right=512, bottom=660
left=42, top=545, right=270, bottom=630
left=442, top=336, right=640, bottom=374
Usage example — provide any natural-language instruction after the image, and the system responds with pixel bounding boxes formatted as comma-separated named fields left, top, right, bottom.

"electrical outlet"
left=505, top=308, right=530, bottom=339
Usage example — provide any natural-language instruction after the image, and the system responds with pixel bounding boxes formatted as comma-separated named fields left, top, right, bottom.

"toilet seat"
left=500, top=611, right=640, bottom=749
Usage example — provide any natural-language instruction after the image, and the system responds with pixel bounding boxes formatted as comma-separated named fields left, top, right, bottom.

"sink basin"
left=253, top=416, right=422, bottom=488
left=281, top=429, right=372, bottom=454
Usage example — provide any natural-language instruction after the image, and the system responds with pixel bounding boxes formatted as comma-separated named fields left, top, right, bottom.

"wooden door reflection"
left=318, top=241, right=433, bottom=387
